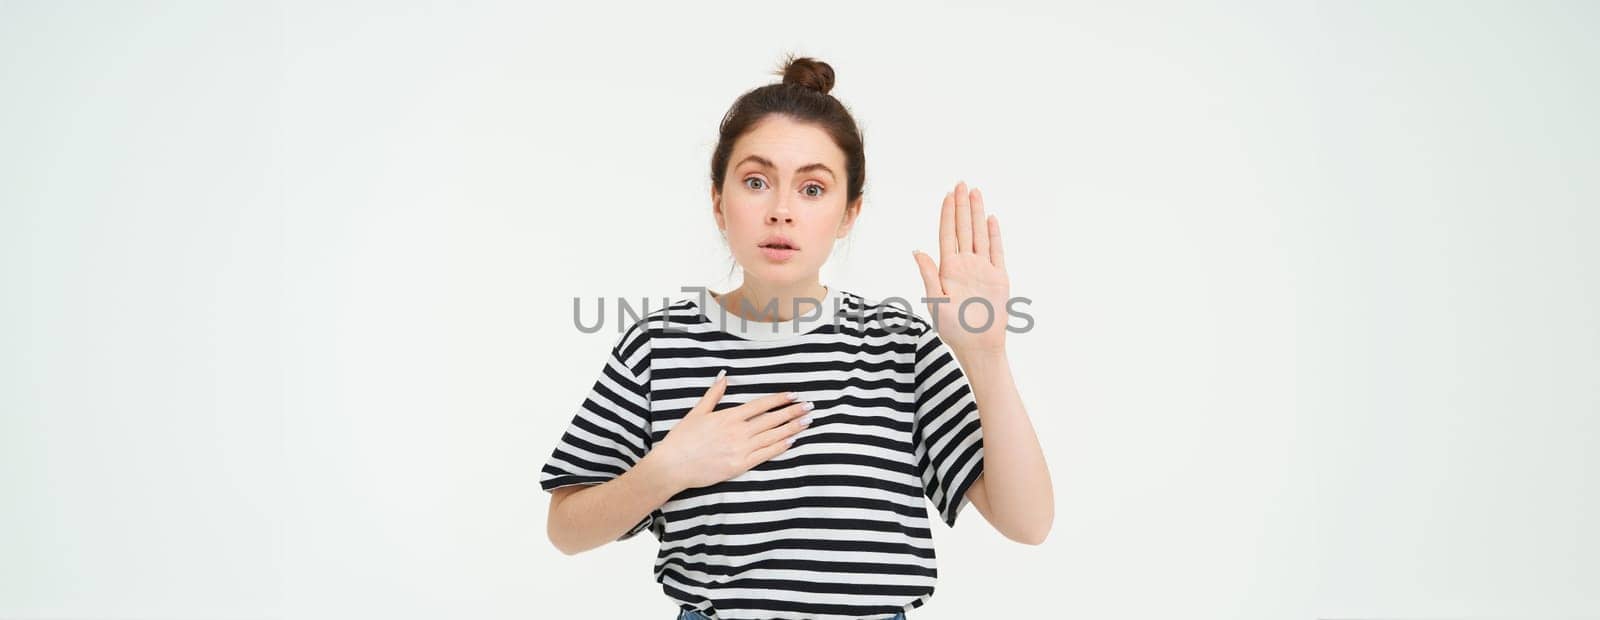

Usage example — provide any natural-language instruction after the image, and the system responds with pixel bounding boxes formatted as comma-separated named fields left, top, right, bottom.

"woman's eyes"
left=743, top=177, right=825, bottom=197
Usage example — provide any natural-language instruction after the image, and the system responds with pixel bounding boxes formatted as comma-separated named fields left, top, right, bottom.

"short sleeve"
left=539, top=320, right=660, bottom=541
left=912, top=325, right=986, bottom=528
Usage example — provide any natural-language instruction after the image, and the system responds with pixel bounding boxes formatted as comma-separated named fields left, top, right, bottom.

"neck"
left=716, top=276, right=829, bottom=323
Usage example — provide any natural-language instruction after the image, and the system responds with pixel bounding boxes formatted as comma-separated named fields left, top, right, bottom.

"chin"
left=741, top=260, right=816, bottom=284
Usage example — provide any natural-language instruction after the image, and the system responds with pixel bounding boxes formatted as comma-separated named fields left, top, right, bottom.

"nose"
left=766, top=204, right=793, bottom=224
left=766, top=188, right=796, bottom=224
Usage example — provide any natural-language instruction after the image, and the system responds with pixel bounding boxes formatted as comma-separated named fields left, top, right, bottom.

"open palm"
left=912, top=181, right=1010, bottom=357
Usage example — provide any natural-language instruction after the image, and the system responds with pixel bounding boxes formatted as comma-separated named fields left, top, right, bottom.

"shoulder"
left=609, top=296, right=698, bottom=360
left=632, top=295, right=700, bottom=334
left=834, top=289, right=935, bottom=340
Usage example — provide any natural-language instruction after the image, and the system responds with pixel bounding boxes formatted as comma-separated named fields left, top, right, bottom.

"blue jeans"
left=677, top=609, right=906, bottom=620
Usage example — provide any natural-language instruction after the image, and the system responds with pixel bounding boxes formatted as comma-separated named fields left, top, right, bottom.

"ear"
left=836, top=196, right=863, bottom=238
left=711, top=186, right=725, bottom=232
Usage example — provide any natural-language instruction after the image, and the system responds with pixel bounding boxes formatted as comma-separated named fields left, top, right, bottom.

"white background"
left=2, top=1, right=1596, bottom=619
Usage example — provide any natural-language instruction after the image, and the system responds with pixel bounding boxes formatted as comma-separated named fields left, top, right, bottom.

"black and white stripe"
left=541, top=287, right=986, bottom=619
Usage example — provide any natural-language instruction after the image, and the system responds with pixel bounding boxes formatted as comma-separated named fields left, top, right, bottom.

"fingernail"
left=716, top=369, right=726, bottom=381
left=786, top=437, right=797, bottom=446
left=801, top=401, right=815, bottom=411
left=800, top=414, right=814, bottom=426
left=786, top=391, right=799, bottom=401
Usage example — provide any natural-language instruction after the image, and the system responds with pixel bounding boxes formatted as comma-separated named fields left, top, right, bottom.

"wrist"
left=955, top=346, right=1010, bottom=376
left=953, top=341, right=1007, bottom=363
left=637, top=448, right=688, bottom=497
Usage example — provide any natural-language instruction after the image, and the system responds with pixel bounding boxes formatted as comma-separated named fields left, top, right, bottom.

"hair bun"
left=776, top=54, right=836, bottom=95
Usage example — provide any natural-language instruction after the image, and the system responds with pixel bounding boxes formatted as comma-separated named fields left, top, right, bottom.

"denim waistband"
left=677, top=609, right=906, bottom=620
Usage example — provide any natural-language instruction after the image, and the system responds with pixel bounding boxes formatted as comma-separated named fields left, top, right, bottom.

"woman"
left=541, top=54, right=1053, bottom=619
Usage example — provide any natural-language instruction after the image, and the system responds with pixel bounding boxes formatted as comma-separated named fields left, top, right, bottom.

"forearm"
left=547, top=451, right=684, bottom=555
left=958, top=349, right=1054, bottom=543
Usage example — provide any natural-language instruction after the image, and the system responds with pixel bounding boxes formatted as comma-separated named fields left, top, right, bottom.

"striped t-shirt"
left=540, top=285, right=986, bottom=619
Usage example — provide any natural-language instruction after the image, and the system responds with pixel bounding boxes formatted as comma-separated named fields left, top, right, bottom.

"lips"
left=758, top=234, right=798, bottom=251
left=757, top=234, right=800, bottom=262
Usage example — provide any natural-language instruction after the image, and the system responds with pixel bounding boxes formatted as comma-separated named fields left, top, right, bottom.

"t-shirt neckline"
left=695, top=284, right=849, bottom=341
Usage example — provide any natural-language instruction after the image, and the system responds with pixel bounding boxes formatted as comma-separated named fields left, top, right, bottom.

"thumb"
left=690, top=368, right=729, bottom=416
left=912, top=250, right=943, bottom=298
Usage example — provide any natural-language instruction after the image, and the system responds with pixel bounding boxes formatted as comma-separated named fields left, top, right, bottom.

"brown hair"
left=710, top=53, right=867, bottom=210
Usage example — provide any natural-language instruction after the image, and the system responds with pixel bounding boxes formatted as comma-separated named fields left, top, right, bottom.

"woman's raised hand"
left=912, top=180, right=1012, bottom=358
left=650, top=370, right=815, bottom=490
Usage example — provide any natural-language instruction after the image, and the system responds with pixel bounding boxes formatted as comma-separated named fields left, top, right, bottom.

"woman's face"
left=713, top=114, right=860, bottom=288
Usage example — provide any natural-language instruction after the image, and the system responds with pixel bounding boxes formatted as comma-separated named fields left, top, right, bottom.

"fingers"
left=689, top=368, right=729, bottom=416
left=731, top=390, right=802, bottom=421
left=988, top=215, right=1006, bottom=270
left=744, top=436, right=796, bottom=469
left=748, top=400, right=813, bottom=433
left=912, top=250, right=942, bottom=298
left=953, top=181, right=971, bottom=253
left=751, top=403, right=813, bottom=448
left=939, top=191, right=956, bottom=258
left=971, top=187, right=989, bottom=259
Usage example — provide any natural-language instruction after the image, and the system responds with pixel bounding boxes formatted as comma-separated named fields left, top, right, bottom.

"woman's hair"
left=710, top=53, right=867, bottom=209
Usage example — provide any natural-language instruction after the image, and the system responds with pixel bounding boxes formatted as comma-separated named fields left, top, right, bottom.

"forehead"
left=730, top=115, right=846, bottom=171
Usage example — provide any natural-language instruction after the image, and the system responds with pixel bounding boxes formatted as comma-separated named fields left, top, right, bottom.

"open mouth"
left=758, top=237, right=800, bottom=262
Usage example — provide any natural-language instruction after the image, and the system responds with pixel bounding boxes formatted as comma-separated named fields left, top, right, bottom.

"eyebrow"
left=735, top=154, right=837, bottom=182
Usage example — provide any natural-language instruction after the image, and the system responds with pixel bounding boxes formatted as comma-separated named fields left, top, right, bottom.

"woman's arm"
left=912, top=181, right=1054, bottom=545
left=956, top=350, right=1053, bottom=545
left=547, top=451, right=684, bottom=555
left=547, top=375, right=813, bottom=555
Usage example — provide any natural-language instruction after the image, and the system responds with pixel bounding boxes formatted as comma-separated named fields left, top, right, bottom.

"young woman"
left=541, top=54, right=1053, bottom=620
